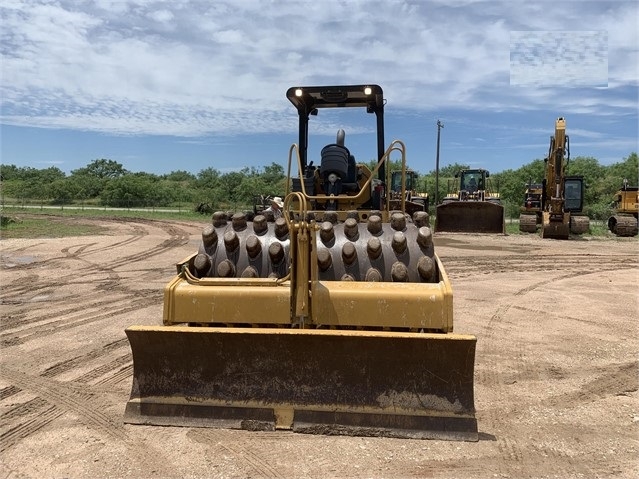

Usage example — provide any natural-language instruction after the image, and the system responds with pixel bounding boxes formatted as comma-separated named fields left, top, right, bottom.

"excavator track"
left=608, top=215, right=638, bottom=237
left=569, top=215, right=590, bottom=235
left=519, top=214, right=538, bottom=233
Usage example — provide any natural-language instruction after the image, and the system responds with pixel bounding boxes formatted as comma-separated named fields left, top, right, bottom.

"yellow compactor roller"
left=124, top=85, right=478, bottom=441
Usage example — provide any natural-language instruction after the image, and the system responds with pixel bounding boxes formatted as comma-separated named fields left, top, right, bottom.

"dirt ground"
left=1, top=215, right=637, bottom=479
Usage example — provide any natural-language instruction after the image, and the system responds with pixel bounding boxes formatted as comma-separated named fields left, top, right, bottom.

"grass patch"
left=0, top=215, right=109, bottom=239
left=0, top=207, right=211, bottom=239
left=504, top=218, right=612, bottom=237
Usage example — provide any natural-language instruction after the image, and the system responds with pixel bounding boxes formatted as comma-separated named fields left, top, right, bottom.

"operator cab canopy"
left=286, top=85, right=384, bottom=111
left=286, top=85, right=387, bottom=180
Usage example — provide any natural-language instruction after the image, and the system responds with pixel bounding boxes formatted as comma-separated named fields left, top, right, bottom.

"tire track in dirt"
left=220, top=442, right=287, bottom=479
left=0, top=367, right=126, bottom=442
left=0, top=274, right=41, bottom=297
left=2, top=397, right=49, bottom=421
left=93, top=364, right=132, bottom=388
left=547, top=360, right=638, bottom=407
left=0, top=386, right=21, bottom=400
left=189, top=429, right=287, bottom=479
left=0, top=403, right=63, bottom=453
left=0, top=368, right=167, bottom=475
left=73, top=354, right=132, bottom=384
left=443, top=254, right=636, bottom=279
left=0, top=297, right=129, bottom=333
left=103, top=223, right=191, bottom=270
left=0, top=297, right=157, bottom=347
left=0, top=218, right=200, bottom=469
left=40, top=339, right=129, bottom=378
left=450, top=249, right=637, bottom=476
left=0, top=219, right=189, bottom=308
left=57, top=219, right=191, bottom=269
left=469, top=255, right=636, bottom=477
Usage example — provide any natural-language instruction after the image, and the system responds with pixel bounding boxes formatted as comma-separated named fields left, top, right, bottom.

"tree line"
left=1, top=153, right=637, bottom=219
left=0, top=159, right=288, bottom=212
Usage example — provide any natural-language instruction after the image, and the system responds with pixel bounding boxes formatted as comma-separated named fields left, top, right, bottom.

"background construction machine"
left=538, top=117, right=589, bottom=239
left=435, top=168, right=505, bottom=233
left=389, top=168, right=429, bottom=217
left=518, top=181, right=543, bottom=233
left=124, top=85, right=478, bottom=441
left=608, top=180, right=638, bottom=237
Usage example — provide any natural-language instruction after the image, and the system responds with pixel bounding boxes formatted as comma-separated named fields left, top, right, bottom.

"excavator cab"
left=563, top=176, right=585, bottom=212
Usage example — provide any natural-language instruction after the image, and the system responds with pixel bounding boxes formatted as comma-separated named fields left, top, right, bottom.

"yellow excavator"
left=608, top=180, right=638, bottom=237
left=539, top=117, right=589, bottom=239
left=435, top=168, right=505, bottom=233
left=124, top=85, right=478, bottom=441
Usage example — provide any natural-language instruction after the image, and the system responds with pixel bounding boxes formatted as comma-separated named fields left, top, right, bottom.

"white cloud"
left=1, top=0, right=637, bottom=137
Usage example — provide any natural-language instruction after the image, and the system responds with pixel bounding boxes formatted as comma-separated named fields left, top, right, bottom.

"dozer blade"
left=435, top=201, right=504, bottom=234
left=125, top=326, right=478, bottom=441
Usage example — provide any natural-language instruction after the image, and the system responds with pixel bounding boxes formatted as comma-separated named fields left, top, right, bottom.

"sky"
left=1, top=0, right=638, bottom=177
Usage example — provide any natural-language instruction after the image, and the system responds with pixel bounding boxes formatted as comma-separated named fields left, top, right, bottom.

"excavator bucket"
left=125, top=326, right=477, bottom=441
left=541, top=212, right=570, bottom=239
left=435, top=201, right=505, bottom=234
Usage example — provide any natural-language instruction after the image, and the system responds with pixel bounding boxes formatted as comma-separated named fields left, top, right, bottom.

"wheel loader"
left=435, top=168, right=505, bottom=233
left=389, top=168, right=429, bottom=218
left=124, top=85, right=478, bottom=441
left=538, top=117, right=589, bottom=239
left=608, top=180, right=638, bottom=237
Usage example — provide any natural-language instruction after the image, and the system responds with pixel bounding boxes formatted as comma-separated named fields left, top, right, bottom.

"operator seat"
left=320, top=129, right=359, bottom=198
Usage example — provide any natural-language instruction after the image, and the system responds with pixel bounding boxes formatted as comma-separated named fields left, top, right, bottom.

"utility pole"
left=435, top=119, right=444, bottom=207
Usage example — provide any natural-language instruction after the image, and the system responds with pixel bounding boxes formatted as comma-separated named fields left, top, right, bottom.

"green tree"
left=69, top=159, right=127, bottom=199
left=218, top=171, right=246, bottom=209
left=195, top=167, right=223, bottom=209
left=100, top=173, right=174, bottom=208
left=71, top=159, right=128, bottom=179
left=607, top=152, right=638, bottom=186
left=163, top=170, right=197, bottom=182
left=49, top=178, right=80, bottom=205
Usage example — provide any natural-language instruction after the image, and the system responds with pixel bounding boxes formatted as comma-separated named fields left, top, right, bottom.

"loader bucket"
left=124, top=326, right=478, bottom=441
left=435, top=201, right=505, bottom=234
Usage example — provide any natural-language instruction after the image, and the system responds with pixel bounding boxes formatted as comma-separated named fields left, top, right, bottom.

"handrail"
left=285, top=139, right=408, bottom=214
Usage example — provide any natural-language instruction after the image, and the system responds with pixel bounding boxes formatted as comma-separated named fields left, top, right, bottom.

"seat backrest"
left=320, top=144, right=350, bottom=180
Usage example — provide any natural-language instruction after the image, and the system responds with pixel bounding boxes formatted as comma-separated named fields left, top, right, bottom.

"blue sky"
left=1, top=0, right=637, bottom=176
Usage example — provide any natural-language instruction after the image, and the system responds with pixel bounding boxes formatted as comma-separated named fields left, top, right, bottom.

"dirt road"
left=1, top=216, right=637, bottom=478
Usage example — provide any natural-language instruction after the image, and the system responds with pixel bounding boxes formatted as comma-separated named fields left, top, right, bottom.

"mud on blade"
left=125, top=326, right=478, bottom=441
